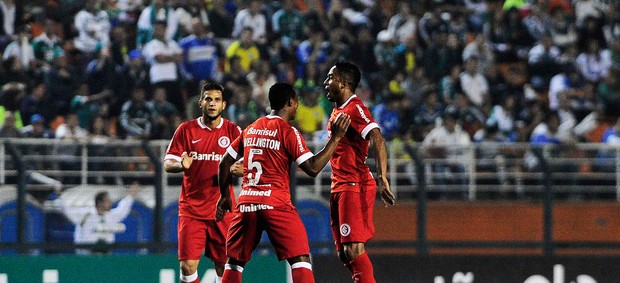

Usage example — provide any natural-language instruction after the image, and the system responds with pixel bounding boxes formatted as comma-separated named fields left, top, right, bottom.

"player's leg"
left=333, top=184, right=377, bottom=283
left=205, top=215, right=234, bottom=282
left=178, top=216, right=208, bottom=283
left=264, top=207, right=315, bottom=283
left=222, top=258, right=246, bottom=283
left=223, top=209, right=259, bottom=283
left=179, top=260, right=200, bottom=283
left=287, top=255, right=315, bottom=283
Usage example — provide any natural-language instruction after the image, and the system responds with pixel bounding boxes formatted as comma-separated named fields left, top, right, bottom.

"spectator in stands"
left=55, top=182, right=140, bottom=254
left=548, top=64, right=594, bottom=120
left=411, top=90, right=444, bottom=133
left=576, top=39, right=612, bottom=84
left=296, top=27, right=328, bottom=77
left=120, top=87, right=154, bottom=139
left=45, top=53, right=80, bottom=118
left=350, top=26, right=378, bottom=83
left=422, top=28, right=461, bottom=82
left=113, top=49, right=149, bottom=116
left=487, top=95, right=518, bottom=141
left=117, top=0, right=143, bottom=24
left=522, top=4, right=551, bottom=43
left=179, top=18, right=222, bottom=83
left=70, top=83, right=113, bottom=129
left=226, top=86, right=258, bottom=129
left=294, top=86, right=326, bottom=137
left=142, top=21, right=184, bottom=113
left=460, top=56, right=489, bottom=110
left=573, top=0, right=605, bottom=28
left=0, top=0, right=22, bottom=49
left=85, top=46, right=116, bottom=101
left=528, top=33, right=562, bottom=82
left=421, top=106, right=472, bottom=199
left=524, top=110, right=574, bottom=170
left=578, top=16, right=606, bottom=51
left=462, top=33, right=495, bottom=73
left=602, top=5, right=620, bottom=46
left=19, top=83, right=47, bottom=121
left=384, top=1, right=417, bottom=45
left=597, top=67, right=620, bottom=117
left=232, top=0, right=267, bottom=44
left=549, top=9, right=578, bottom=49
left=225, top=27, right=260, bottom=72
left=148, top=87, right=180, bottom=139
left=73, top=0, right=112, bottom=56
left=55, top=112, right=89, bottom=184
left=247, top=59, right=276, bottom=114
left=109, top=25, right=132, bottom=67
left=264, top=32, right=293, bottom=82
left=137, top=0, right=179, bottom=48
left=3, top=25, right=35, bottom=72
left=174, top=0, right=209, bottom=36
left=373, top=30, right=397, bottom=76
left=21, top=114, right=53, bottom=138
left=439, top=65, right=462, bottom=105
left=206, top=0, right=235, bottom=38
left=594, top=117, right=620, bottom=172
left=417, top=7, right=448, bottom=50
left=0, top=111, right=21, bottom=137
left=271, top=0, right=303, bottom=48
left=372, top=94, right=402, bottom=141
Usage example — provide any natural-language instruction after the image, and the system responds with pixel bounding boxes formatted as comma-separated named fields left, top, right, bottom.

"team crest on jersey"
left=218, top=136, right=230, bottom=148
left=340, top=223, right=351, bottom=237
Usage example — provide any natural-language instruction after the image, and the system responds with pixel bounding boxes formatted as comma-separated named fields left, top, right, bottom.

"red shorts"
left=178, top=215, right=231, bottom=263
left=226, top=204, right=310, bottom=262
left=330, top=181, right=376, bottom=251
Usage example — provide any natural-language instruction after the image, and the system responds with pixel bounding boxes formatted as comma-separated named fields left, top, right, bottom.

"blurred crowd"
left=1, top=0, right=620, bottom=156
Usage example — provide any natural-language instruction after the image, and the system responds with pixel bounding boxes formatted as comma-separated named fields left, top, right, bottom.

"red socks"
left=349, top=252, right=375, bottom=283
left=291, top=262, right=315, bottom=283
left=222, top=264, right=243, bottom=283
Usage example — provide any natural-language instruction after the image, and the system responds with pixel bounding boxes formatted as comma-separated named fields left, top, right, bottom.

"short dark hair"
left=95, top=191, right=109, bottom=207
left=269, top=82, right=296, bottom=111
left=334, top=61, right=361, bottom=92
left=201, top=82, right=224, bottom=96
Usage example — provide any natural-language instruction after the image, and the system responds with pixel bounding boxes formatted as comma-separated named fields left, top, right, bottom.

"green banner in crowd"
left=0, top=254, right=287, bottom=283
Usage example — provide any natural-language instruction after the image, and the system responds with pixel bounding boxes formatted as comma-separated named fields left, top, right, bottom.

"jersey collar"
left=266, top=115, right=283, bottom=120
left=339, top=95, right=357, bottom=109
left=198, top=117, right=223, bottom=130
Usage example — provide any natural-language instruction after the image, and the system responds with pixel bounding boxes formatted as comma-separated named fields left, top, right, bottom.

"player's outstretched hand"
left=181, top=151, right=193, bottom=170
left=379, top=176, right=395, bottom=207
left=230, top=160, right=244, bottom=177
left=215, top=196, right=232, bottom=222
left=331, top=113, right=351, bottom=139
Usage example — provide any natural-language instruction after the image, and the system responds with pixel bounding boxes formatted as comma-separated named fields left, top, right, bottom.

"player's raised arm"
left=216, top=152, right=236, bottom=221
left=369, top=128, right=395, bottom=206
left=299, top=113, right=351, bottom=177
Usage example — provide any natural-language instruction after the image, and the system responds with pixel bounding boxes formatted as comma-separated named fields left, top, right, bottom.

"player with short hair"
left=323, top=61, right=396, bottom=283
left=164, top=83, right=241, bottom=283
left=216, top=82, right=351, bottom=283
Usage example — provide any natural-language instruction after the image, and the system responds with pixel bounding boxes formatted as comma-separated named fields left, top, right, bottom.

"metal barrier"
left=2, top=138, right=620, bottom=255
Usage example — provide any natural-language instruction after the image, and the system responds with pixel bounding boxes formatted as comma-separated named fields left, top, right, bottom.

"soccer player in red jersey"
left=323, top=61, right=396, bottom=283
left=164, top=83, right=242, bottom=283
left=216, top=82, right=351, bottom=283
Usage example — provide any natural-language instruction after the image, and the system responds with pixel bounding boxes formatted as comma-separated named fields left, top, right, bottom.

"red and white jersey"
left=165, top=117, right=241, bottom=220
left=226, top=115, right=313, bottom=208
left=327, top=95, right=379, bottom=192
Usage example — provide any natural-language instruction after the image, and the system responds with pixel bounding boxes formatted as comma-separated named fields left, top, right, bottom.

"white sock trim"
left=180, top=271, right=198, bottom=282
left=225, top=264, right=244, bottom=273
left=291, top=262, right=313, bottom=271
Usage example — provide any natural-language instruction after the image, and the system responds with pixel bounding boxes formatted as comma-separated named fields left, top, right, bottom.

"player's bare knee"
left=180, top=260, right=198, bottom=275
left=342, top=243, right=365, bottom=260
left=287, top=255, right=311, bottom=265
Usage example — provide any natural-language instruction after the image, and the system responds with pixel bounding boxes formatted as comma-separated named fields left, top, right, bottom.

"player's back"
left=238, top=115, right=313, bottom=207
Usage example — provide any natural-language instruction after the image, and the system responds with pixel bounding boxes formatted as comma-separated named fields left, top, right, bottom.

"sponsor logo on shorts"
left=218, top=136, right=230, bottom=148
left=239, top=204, right=274, bottom=213
left=340, top=223, right=351, bottom=237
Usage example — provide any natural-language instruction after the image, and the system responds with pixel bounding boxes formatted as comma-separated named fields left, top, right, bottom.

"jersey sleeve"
left=226, top=131, right=244, bottom=160
left=284, top=126, right=314, bottom=166
left=164, top=124, right=186, bottom=162
left=347, top=102, right=379, bottom=140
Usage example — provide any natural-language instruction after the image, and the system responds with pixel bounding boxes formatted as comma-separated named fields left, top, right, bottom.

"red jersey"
left=165, top=117, right=241, bottom=220
left=327, top=95, right=380, bottom=192
left=227, top=115, right=313, bottom=208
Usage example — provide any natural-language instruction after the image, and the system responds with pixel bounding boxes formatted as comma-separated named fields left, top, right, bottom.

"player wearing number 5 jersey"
left=324, top=62, right=396, bottom=283
left=164, top=83, right=241, bottom=283
left=216, top=82, right=351, bottom=283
